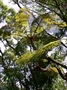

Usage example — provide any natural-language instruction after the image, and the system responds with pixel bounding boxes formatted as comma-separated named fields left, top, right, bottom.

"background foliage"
left=0, top=0, right=67, bottom=90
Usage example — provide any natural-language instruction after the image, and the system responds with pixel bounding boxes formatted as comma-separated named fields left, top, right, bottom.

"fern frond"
left=16, top=40, right=60, bottom=65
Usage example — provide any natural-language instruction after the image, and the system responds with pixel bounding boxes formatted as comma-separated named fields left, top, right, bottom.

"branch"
left=45, top=56, right=67, bottom=69
left=36, top=2, right=63, bottom=19
left=36, top=1, right=67, bottom=22
left=53, top=0, right=67, bottom=23
left=35, top=64, right=50, bottom=72
left=45, top=30, right=58, bottom=39
left=5, top=39, right=15, bottom=50
left=54, top=0, right=64, bottom=15
left=16, top=2, right=21, bottom=8
left=55, top=65, right=65, bottom=80
left=0, top=49, right=7, bottom=68
left=28, top=35, right=37, bottom=50
left=30, top=38, right=37, bottom=50
left=13, top=0, right=21, bottom=8
left=61, top=42, right=67, bottom=48
left=29, top=65, right=38, bottom=90
left=44, top=30, right=67, bottom=48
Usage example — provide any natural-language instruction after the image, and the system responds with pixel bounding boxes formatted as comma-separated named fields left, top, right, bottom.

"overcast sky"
left=2, top=0, right=19, bottom=11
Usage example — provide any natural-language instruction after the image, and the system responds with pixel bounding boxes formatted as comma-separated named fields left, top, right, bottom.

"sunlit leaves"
left=42, top=14, right=67, bottom=28
left=16, top=40, right=60, bottom=64
left=50, top=67, right=58, bottom=74
left=15, top=8, right=30, bottom=27
left=16, top=52, right=34, bottom=64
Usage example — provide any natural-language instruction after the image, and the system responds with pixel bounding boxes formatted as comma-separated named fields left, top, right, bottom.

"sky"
left=2, top=0, right=20, bottom=11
